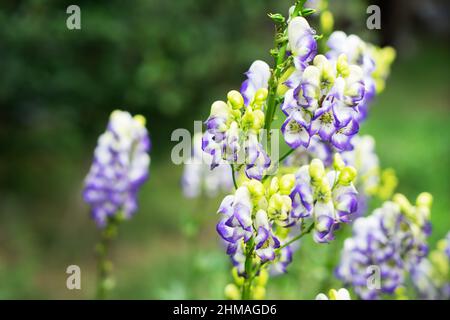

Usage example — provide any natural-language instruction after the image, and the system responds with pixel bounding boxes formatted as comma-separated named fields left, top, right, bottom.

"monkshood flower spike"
left=83, top=110, right=151, bottom=299
left=197, top=0, right=400, bottom=300
left=84, top=110, right=151, bottom=227
left=336, top=193, right=433, bottom=299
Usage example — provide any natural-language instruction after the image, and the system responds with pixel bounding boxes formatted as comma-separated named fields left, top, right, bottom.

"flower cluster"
left=182, top=133, right=233, bottom=198
left=225, top=268, right=269, bottom=300
left=287, top=157, right=358, bottom=243
left=285, top=134, right=397, bottom=219
left=341, top=135, right=397, bottom=216
left=316, top=288, right=351, bottom=300
left=83, top=110, right=151, bottom=227
left=281, top=17, right=366, bottom=151
left=326, top=31, right=395, bottom=121
left=336, top=193, right=433, bottom=299
left=202, top=61, right=271, bottom=180
left=410, top=232, right=450, bottom=300
left=216, top=174, right=296, bottom=271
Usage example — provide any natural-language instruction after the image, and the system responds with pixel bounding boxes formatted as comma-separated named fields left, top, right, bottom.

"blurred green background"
left=0, top=0, right=448, bottom=299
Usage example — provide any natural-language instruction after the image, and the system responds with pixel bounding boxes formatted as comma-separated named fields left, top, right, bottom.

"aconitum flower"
left=288, top=17, right=317, bottom=71
left=202, top=61, right=271, bottom=180
left=254, top=210, right=281, bottom=261
left=83, top=110, right=151, bottom=227
left=286, top=158, right=358, bottom=243
left=336, top=193, right=433, bottom=299
left=269, top=224, right=301, bottom=276
left=410, top=232, right=450, bottom=300
left=181, top=133, right=233, bottom=198
left=281, top=54, right=365, bottom=151
left=410, top=258, right=450, bottom=300
left=316, top=288, right=351, bottom=300
left=216, top=175, right=297, bottom=276
left=326, top=31, right=395, bottom=121
left=341, top=135, right=380, bottom=217
left=241, top=60, right=271, bottom=107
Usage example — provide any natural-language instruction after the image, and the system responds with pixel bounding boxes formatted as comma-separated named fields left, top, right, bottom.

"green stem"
left=96, top=216, right=120, bottom=299
left=241, top=237, right=255, bottom=300
left=278, top=222, right=314, bottom=250
left=278, top=148, right=295, bottom=164
left=230, top=164, right=238, bottom=190
left=263, top=0, right=306, bottom=150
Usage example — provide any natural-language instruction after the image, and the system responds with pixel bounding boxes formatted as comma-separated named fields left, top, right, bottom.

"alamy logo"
left=366, top=5, right=381, bottom=30
left=66, top=5, right=81, bottom=30
left=66, top=265, right=81, bottom=290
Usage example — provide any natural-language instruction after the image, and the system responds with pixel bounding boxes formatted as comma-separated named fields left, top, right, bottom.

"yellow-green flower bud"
left=279, top=174, right=295, bottom=195
left=252, top=286, right=266, bottom=300
left=210, top=100, right=230, bottom=118
left=338, top=166, right=357, bottom=185
left=333, top=153, right=345, bottom=171
left=232, top=267, right=245, bottom=286
left=254, top=88, right=268, bottom=104
left=133, top=114, right=146, bottom=127
left=252, top=109, right=265, bottom=130
left=256, top=196, right=268, bottom=211
left=227, top=90, right=244, bottom=109
left=257, top=269, right=269, bottom=287
left=269, top=177, right=280, bottom=196
left=336, top=54, right=350, bottom=78
left=309, top=159, right=325, bottom=182
left=224, top=283, right=240, bottom=300
left=393, top=193, right=413, bottom=216
left=320, top=10, right=334, bottom=35
left=241, top=108, right=254, bottom=129
left=416, top=192, right=433, bottom=209
left=316, top=180, right=332, bottom=203
left=247, top=179, right=265, bottom=200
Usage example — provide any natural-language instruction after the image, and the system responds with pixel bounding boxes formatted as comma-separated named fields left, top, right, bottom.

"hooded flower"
left=326, top=31, right=395, bottom=121
left=254, top=209, right=281, bottom=261
left=288, top=17, right=318, bottom=71
left=83, top=110, right=151, bottom=227
left=202, top=61, right=271, bottom=180
left=287, top=158, right=358, bottom=242
left=241, top=60, right=271, bottom=107
left=216, top=187, right=253, bottom=252
left=336, top=193, right=433, bottom=299
left=216, top=175, right=296, bottom=275
left=281, top=54, right=365, bottom=151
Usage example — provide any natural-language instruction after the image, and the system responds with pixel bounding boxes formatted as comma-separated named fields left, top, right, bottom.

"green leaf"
left=268, top=13, right=285, bottom=24
left=302, top=8, right=316, bottom=16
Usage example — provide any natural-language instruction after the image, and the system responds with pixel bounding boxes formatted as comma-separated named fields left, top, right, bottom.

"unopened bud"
left=309, top=159, right=325, bottom=181
left=338, top=166, right=357, bottom=185
left=416, top=192, right=433, bottom=209
left=279, top=174, right=295, bottom=195
left=227, top=90, right=244, bottom=109
left=224, top=284, right=240, bottom=300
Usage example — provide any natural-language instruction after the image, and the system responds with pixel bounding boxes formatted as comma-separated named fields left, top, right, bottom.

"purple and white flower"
left=336, top=196, right=432, bottom=299
left=83, top=110, right=151, bottom=227
left=286, top=159, right=358, bottom=242
left=254, top=210, right=281, bottom=261
left=241, top=60, right=271, bottom=107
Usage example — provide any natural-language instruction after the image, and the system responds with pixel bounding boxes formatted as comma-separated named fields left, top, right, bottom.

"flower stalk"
left=96, top=215, right=122, bottom=299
